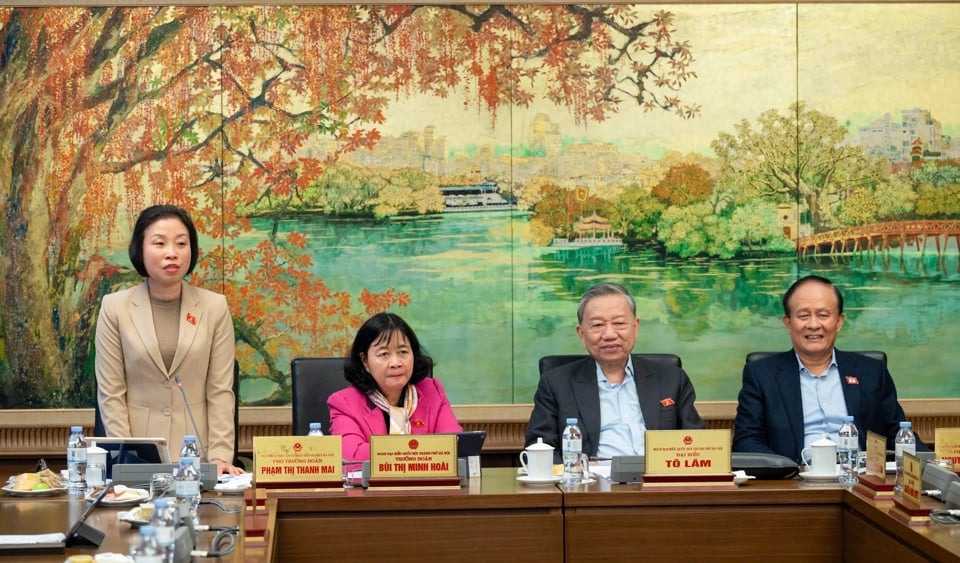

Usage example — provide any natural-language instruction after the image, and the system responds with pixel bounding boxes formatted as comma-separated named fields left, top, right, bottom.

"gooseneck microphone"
left=174, top=375, right=208, bottom=462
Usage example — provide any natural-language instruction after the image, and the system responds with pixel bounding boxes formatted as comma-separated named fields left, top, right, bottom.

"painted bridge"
left=797, top=220, right=960, bottom=256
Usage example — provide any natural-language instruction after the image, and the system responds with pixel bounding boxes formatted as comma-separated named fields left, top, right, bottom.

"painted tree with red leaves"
left=0, top=6, right=696, bottom=407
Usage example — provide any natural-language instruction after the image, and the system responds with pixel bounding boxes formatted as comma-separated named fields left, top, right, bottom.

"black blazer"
left=733, top=349, right=923, bottom=463
left=525, top=354, right=704, bottom=463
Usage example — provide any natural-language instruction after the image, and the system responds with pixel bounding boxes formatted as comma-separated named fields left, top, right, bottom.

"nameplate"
left=935, top=428, right=960, bottom=466
left=865, top=431, right=886, bottom=478
left=369, top=434, right=458, bottom=486
left=644, top=429, right=732, bottom=476
left=901, top=451, right=922, bottom=505
left=891, top=467, right=935, bottom=527
left=643, top=429, right=736, bottom=488
left=252, top=436, right=342, bottom=487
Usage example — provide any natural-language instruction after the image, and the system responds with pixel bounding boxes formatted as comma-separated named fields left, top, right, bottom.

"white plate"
left=214, top=482, right=251, bottom=494
left=799, top=471, right=840, bottom=482
left=517, top=475, right=561, bottom=485
left=117, top=505, right=153, bottom=526
left=90, top=487, right=150, bottom=506
left=1, top=484, right=67, bottom=497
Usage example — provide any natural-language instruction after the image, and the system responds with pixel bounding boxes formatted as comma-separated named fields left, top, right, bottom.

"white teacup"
left=520, top=437, right=554, bottom=480
left=801, top=435, right=838, bottom=476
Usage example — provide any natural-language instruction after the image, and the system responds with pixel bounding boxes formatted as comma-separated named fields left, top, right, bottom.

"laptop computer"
left=456, top=430, right=487, bottom=458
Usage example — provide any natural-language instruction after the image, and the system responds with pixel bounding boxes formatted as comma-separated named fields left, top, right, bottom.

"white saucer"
left=798, top=471, right=840, bottom=482
left=517, top=475, right=561, bottom=485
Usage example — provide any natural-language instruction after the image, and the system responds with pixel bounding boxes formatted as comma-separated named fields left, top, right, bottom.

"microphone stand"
left=174, top=376, right=208, bottom=463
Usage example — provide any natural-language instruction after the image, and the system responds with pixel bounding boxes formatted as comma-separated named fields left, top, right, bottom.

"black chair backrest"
left=538, top=353, right=682, bottom=376
left=744, top=351, right=887, bottom=366
left=291, top=357, right=350, bottom=436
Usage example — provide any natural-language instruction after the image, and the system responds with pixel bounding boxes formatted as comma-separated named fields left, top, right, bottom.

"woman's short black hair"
left=343, top=312, right=435, bottom=394
left=128, top=205, right=199, bottom=277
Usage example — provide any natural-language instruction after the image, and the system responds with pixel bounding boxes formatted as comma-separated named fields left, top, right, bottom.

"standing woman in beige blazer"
left=95, top=205, right=243, bottom=475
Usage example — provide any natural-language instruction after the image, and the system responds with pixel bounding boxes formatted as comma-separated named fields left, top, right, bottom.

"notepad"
left=0, top=533, right=66, bottom=554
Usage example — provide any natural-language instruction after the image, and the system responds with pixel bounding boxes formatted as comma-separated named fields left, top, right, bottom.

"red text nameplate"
left=901, top=451, right=922, bottom=505
left=252, top=436, right=342, bottom=485
left=935, top=428, right=960, bottom=465
left=645, top=429, right=731, bottom=475
left=370, top=434, right=457, bottom=479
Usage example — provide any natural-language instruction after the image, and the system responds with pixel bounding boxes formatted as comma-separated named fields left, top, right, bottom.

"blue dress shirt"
left=797, top=351, right=848, bottom=450
left=596, top=359, right=647, bottom=459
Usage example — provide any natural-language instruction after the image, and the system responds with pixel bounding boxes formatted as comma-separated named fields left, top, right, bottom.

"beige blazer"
left=95, top=281, right=236, bottom=464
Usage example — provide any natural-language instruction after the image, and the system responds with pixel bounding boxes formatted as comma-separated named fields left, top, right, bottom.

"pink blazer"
left=327, top=378, right=462, bottom=462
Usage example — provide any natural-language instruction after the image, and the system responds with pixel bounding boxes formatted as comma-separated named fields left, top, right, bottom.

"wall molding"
left=1, top=399, right=955, bottom=458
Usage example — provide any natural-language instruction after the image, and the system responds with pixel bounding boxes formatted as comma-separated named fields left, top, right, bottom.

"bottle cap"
left=184, top=435, right=196, bottom=442
left=843, top=415, right=854, bottom=422
left=309, top=422, right=321, bottom=430
left=566, top=418, right=578, bottom=425
left=70, top=425, right=83, bottom=432
left=900, top=421, right=912, bottom=429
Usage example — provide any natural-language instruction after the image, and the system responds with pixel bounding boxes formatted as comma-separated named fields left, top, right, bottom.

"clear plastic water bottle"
left=838, top=415, right=859, bottom=485
left=150, top=498, right=176, bottom=563
left=130, top=525, right=164, bottom=563
left=894, top=420, right=916, bottom=493
left=308, top=422, right=324, bottom=436
left=561, top=418, right=583, bottom=486
left=179, top=434, right=201, bottom=472
left=174, top=457, right=201, bottom=526
left=66, top=425, right=88, bottom=497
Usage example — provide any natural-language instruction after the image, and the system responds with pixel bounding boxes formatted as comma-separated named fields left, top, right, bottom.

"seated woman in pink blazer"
left=327, top=312, right=462, bottom=462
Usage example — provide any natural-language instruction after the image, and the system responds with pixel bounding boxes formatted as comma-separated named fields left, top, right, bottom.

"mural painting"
left=0, top=4, right=957, bottom=410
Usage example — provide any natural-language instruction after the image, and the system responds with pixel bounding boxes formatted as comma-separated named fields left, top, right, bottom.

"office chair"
left=290, top=357, right=350, bottom=436
left=538, top=353, right=682, bottom=376
left=744, top=351, right=887, bottom=366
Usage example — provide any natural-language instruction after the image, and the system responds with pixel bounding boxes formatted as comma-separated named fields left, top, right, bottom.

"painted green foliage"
left=0, top=5, right=700, bottom=407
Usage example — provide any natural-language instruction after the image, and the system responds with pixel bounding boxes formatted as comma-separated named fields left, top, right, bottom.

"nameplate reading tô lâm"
left=642, top=429, right=733, bottom=488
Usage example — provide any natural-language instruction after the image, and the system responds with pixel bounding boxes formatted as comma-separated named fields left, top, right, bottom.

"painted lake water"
left=240, top=212, right=960, bottom=404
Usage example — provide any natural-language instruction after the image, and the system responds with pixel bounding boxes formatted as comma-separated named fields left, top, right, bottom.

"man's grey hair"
left=577, top=282, right=637, bottom=324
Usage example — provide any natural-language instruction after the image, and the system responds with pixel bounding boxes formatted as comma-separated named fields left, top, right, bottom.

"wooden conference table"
left=4, top=468, right=960, bottom=562
left=0, top=492, right=244, bottom=562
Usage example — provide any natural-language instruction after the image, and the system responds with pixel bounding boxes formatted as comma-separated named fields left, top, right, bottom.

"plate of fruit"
left=3, top=469, right=66, bottom=496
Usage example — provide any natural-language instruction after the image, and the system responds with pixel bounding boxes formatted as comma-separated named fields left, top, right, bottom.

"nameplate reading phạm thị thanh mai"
left=252, top=435, right=342, bottom=485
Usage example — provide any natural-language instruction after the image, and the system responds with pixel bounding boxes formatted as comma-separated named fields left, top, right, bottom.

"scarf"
left=368, top=384, right=419, bottom=435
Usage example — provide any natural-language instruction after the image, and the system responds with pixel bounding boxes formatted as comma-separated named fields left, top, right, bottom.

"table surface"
left=5, top=469, right=960, bottom=562
left=0, top=490, right=245, bottom=562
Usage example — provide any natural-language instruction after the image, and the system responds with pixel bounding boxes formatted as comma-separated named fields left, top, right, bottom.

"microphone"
left=174, top=375, right=208, bottom=462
